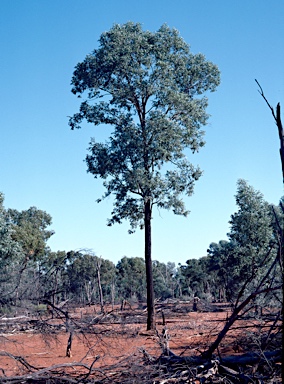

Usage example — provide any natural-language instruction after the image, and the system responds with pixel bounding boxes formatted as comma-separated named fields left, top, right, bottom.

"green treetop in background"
left=69, top=22, right=220, bottom=329
left=0, top=193, right=20, bottom=263
left=208, top=179, right=277, bottom=302
left=7, top=206, right=54, bottom=263
left=0, top=193, right=22, bottom=304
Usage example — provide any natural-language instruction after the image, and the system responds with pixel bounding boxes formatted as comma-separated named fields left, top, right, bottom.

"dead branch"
left=159, top=349, right=282, bottom=367
left=156, top=327, right=171, bottom=356
left=255, top=79, right=284, bottom=181
left=76, top=355, right=100, bottom=383
left=0, top=351, right=41, bottom=371
left=0, top=359, right=101, bottom=383
left=202, top=248, right=281, bottom=358
left=260, top=310, right=281, bottom=350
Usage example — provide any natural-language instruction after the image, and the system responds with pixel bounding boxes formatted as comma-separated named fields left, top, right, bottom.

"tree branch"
left=255, top=79, right=284, bottom=181
left=202, top=247, right=281, bottom=358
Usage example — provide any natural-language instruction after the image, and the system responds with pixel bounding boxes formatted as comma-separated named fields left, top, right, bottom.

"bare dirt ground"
left=0, top=302, right=282, bottom=382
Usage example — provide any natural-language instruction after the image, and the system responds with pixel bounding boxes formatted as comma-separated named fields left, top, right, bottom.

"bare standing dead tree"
left=255, top=80, right=284, bottom=341
left=199, top=82, right=284, bottom=359
left=96, top=256, right=105, bottom=314
left=43, top=300, right=74, bottom=357
left=255, top=79, right=284, bottom=181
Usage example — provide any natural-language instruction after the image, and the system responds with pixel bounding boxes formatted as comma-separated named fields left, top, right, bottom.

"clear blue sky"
left=1, top=0, right=283, bottom=266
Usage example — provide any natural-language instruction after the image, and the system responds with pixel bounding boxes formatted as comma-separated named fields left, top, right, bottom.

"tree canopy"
left=69, top=22, right=220, bottom=231
left=69, top=22, right=220, bottom=329
left=206, top=179, right=279, bottom=302
left=7, top=207, right=54, bottom=261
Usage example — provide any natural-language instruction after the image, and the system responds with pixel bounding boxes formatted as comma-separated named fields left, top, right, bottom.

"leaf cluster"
left=69, top=22, right=220, bottom=230
left=181, top=180, right=282, bottom=304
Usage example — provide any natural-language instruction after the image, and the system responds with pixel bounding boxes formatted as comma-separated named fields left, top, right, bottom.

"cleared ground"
left=0, top=301, right=281, bottom=382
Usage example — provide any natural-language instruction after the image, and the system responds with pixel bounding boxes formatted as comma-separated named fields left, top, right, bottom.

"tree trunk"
left=111, top=279, right=115, bottom=311
left=144, top=199, right=155, bottom=330
left=159, top=349, right=282, bottom=367
left=96, top=258, right=104, bottom=314
left=276, top=103, right=284, bottom=181
left=255, top=81, right=284, bottom=181
left=66, top=331, right=73, bottom=357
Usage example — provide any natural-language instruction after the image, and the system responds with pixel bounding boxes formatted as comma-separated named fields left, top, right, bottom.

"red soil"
left=0, top=304, right=253, bottom=377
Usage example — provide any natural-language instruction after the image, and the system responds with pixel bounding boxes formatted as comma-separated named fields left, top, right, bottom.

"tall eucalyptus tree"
left=69, top=22, right=220, bottom=329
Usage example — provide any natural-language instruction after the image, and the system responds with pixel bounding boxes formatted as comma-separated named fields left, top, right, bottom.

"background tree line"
left=0, top=177, right=282, bottom=316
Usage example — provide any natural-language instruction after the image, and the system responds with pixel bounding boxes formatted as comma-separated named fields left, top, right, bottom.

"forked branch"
left=255, top=79, right=284, bottom=181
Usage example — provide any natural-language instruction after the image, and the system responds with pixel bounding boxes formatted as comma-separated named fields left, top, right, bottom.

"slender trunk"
left=111, top=279, right=115, bottom=311
left=145, top=199, right=155, bottom=330
left=37, top=264, right=40, bottom=306
left=84, top=281, right=91, bottom=304
left=276, top=103, right=284, bottom=181
left=53, top=270, right=58, bottom=305
left=96, top=258, right=104, bottom=313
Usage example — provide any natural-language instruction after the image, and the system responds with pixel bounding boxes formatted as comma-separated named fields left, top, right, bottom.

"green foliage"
left=178, top=180, right=282, bottom=306
left=206, top=180, right=278, bottom=302
left=227, top=180, right=275, bottom=295
left=3, top=178, right=279, bottom=317
left=69, top=22, right=220, bottom=231
left=179, top=256, right=211, bottom=299
left=116, top=256, right=146, bottom=301
left=229, top=180, right=273, bottom=250
left=63, top=252, right=116, bottom=304
left=1, top=177, right=281, bottom=313
left=70, top=22, right=220, bottom=329
left=39, top=250, right=68, bottom=302
left=0, top=196, right=56, bottom=308
left=65, top=253, right=96, bottom=303
left=0, top=193, right=23, bottom=305
left=0, top=193, right=21, bottom=266
left=152, top=260, right=176, bottom=299
left=207, top=240, right=237, bottom=301
left=7, top=206, right=54, bottom=261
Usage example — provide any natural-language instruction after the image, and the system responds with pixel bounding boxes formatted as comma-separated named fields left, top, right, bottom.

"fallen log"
left=158, top=348, right=282, bottom=367
left=220, top=349, right=282, bottom=366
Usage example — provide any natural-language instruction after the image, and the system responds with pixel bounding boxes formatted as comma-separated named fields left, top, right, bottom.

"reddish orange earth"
left=0, top=304, right=253, bottom=377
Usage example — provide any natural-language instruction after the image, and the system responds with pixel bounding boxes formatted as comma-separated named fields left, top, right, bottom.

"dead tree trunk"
left=66, top=332, right=73, bottom=357
left=255, top=80, right=283, bottom=326
left=255, top=79, right=284, bottom=181
left=43, top=300, right=74, bottom=358
left=96, top=257, right=104, bottom=314
left=276, top=103, right=284, bottom=180
left=111, top=279, right=115, bottom=311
